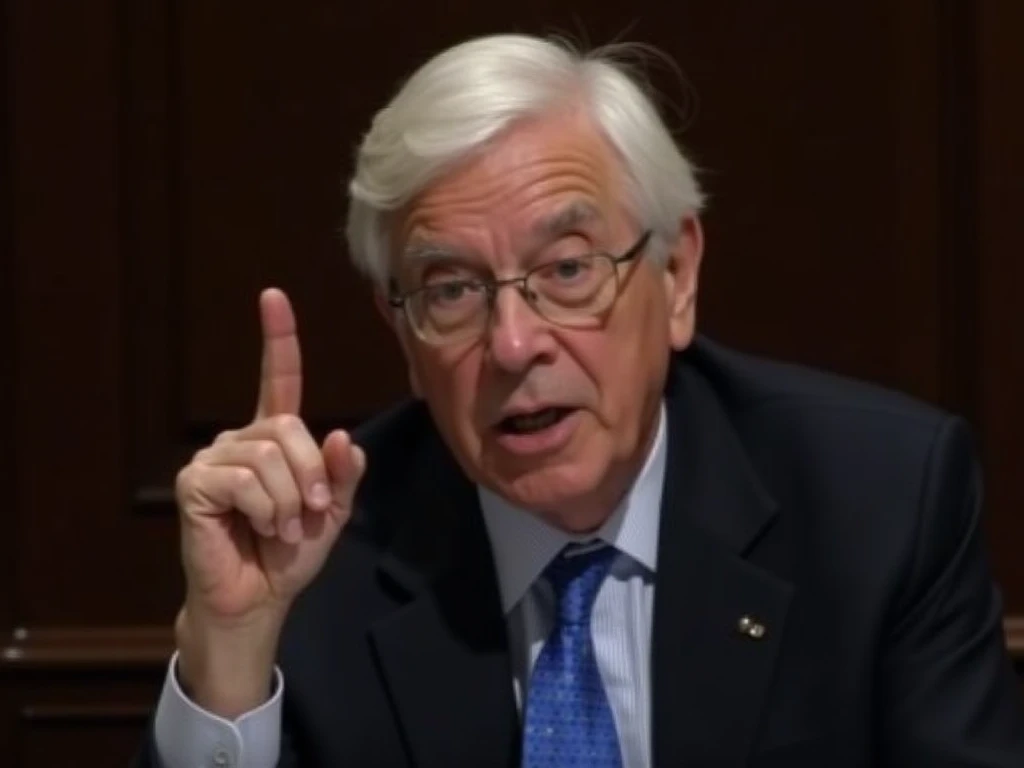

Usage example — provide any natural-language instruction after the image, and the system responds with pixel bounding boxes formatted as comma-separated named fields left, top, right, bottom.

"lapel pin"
left=737, top=615, right=767, bottom=640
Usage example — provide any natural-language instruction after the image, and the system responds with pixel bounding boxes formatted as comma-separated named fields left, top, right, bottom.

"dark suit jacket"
left=140, top=338, right=1024, bottom=767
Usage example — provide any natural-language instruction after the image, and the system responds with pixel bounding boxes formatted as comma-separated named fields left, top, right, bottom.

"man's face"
left=386, top=109, right=702, bottom=530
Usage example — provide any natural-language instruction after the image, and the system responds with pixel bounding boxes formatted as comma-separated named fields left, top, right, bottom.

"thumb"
left=322, top=430, right=365, bottom=514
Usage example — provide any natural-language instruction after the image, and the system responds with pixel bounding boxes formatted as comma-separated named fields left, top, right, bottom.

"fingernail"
left=309, top=482, right=331, bottom=509
left=284, top=518, right=303, bottom=543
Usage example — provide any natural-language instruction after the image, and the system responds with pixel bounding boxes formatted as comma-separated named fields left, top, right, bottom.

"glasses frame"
left=387, top=230, right=653, bottom=345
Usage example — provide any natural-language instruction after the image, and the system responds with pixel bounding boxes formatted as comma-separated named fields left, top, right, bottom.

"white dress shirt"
left=153, top=403, right=666, bottom=768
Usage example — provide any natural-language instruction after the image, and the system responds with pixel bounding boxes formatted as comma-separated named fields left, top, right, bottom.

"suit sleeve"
left=879, top=416, right=1024, bottom=766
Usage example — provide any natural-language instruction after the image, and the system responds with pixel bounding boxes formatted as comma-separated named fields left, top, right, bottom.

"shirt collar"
left=479, top=402, right=667, bottom=614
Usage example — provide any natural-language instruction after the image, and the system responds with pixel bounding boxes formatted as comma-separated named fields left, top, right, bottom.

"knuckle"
left=174, top=464, right=196, bottom=499
left=232, top=470, right=272, bottom=520
left=233, top=466, right=259, bottom=493
left=213, top=429, right=237, bottom=445
left=271, top=413, right=305, bottom=437
left=252, top=439, right=283, bottom=465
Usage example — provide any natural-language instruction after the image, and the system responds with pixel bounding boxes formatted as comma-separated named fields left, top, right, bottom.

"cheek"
left=413, top=348, right=482, bottom=431
left=588, top=290, right=670, bottom=421
left=560, top=336, right=638, bottom=433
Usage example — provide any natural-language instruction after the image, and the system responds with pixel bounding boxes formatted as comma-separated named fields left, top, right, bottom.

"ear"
left=375, top=290, right=424, bottom=397
left=663, top=214, right=704, bottom=350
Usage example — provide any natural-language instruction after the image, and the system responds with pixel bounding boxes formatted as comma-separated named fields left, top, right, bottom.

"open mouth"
left=497, top=407, right=575, bottom=435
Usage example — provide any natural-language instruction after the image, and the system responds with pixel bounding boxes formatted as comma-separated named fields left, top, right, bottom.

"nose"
left=485, top=284, right=557, bottom=373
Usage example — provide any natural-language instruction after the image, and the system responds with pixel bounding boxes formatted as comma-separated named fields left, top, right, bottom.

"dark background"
left=2, top=1, right=1022, bottom=763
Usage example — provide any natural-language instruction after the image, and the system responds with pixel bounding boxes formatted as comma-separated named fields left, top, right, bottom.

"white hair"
left=344, top=34, right=705, bottom=287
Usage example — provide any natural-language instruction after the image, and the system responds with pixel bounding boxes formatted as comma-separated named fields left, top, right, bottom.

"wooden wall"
left=2, top=1, right=1022, bottom=763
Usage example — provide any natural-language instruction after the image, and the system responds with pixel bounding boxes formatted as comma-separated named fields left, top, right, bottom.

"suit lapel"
left=652, top=358, right=794, bottom=765
left=368, top=429, right=519, bottom=768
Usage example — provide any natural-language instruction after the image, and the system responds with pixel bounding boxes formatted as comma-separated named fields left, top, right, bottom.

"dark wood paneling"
left=0, top=628, right=168, bottom=761
left=5, top=1, right=1024, bottom=764
left=0, top=626, right=172, bottom=669
left=676, top=2, right=945, bottom=403
left=176, top=0, right=409, bottom=431
left=9, top=0, right=182, bottom=629
left=17, top=721, right=142, bottom=768
left=2, top=674, right=162, bottom=767
left=977, top=0, right=1024, bottom=614
left=1, top=0, right=18, bottom=638
left=937, top=0, right=980, bottom=425
left=121, top=0, right=185, bottom=513
left=10, top=0, right=120, bottom=624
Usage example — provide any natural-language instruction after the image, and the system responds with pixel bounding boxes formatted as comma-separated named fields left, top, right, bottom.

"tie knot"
left=543, top=542, right=616, bottom=626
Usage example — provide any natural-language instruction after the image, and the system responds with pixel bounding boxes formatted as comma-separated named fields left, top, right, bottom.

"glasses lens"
left=402, top=253, right=625, bottom=344
left=527, top=255, right=618, bottom=326
left=408, top=280, right=487, bottom=344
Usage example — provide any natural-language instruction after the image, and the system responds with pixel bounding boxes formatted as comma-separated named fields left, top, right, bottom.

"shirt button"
left=212, top=746, right=231, bottom=767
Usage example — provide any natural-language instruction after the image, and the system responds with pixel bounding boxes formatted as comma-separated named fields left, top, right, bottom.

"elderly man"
left=137, top=34, right=1024, bottom=767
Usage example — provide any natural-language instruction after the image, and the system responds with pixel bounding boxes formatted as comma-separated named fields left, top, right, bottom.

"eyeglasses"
left=388, top=230, right=652, bottom=346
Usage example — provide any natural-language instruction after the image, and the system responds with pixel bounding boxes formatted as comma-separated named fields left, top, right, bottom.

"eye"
left=540, top=256, right=594, bottom=283
left=556, top=259, right=583, bottom=279
left=423, top=279, right=478, bottom=305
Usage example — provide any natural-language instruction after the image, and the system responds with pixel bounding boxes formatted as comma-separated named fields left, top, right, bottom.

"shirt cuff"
left=153, top=651, right=283, bottom=768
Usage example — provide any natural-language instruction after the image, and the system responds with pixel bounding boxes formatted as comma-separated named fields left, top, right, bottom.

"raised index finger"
left=256, top=287, right=302, bottom=418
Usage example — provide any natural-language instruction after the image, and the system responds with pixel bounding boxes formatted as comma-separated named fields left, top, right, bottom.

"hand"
left=172, top=288, right=364, bottom=714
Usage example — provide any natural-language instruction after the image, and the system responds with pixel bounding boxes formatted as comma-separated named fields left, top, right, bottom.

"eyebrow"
left=531, top=201, right=602, bottom=241
left=399, top=200, right=603, bottom=266
left=401, top=239, right=464, bottom=265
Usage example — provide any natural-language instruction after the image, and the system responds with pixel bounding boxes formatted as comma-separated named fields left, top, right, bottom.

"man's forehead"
left=393, top=111, right=622, bottom=263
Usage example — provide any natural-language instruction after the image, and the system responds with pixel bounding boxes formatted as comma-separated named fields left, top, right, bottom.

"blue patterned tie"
left=522, top=542, right=623, bottom=767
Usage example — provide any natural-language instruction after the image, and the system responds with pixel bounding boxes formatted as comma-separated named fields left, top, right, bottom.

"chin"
left=491, top=457, right=607, bottom=517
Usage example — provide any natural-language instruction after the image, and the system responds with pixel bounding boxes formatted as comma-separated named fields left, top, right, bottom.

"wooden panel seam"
left=936, top=0, right=981, bottom=420
left=2, top=620, right=1022, bottom=669
left=0, top=626, right=174, bottom=669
